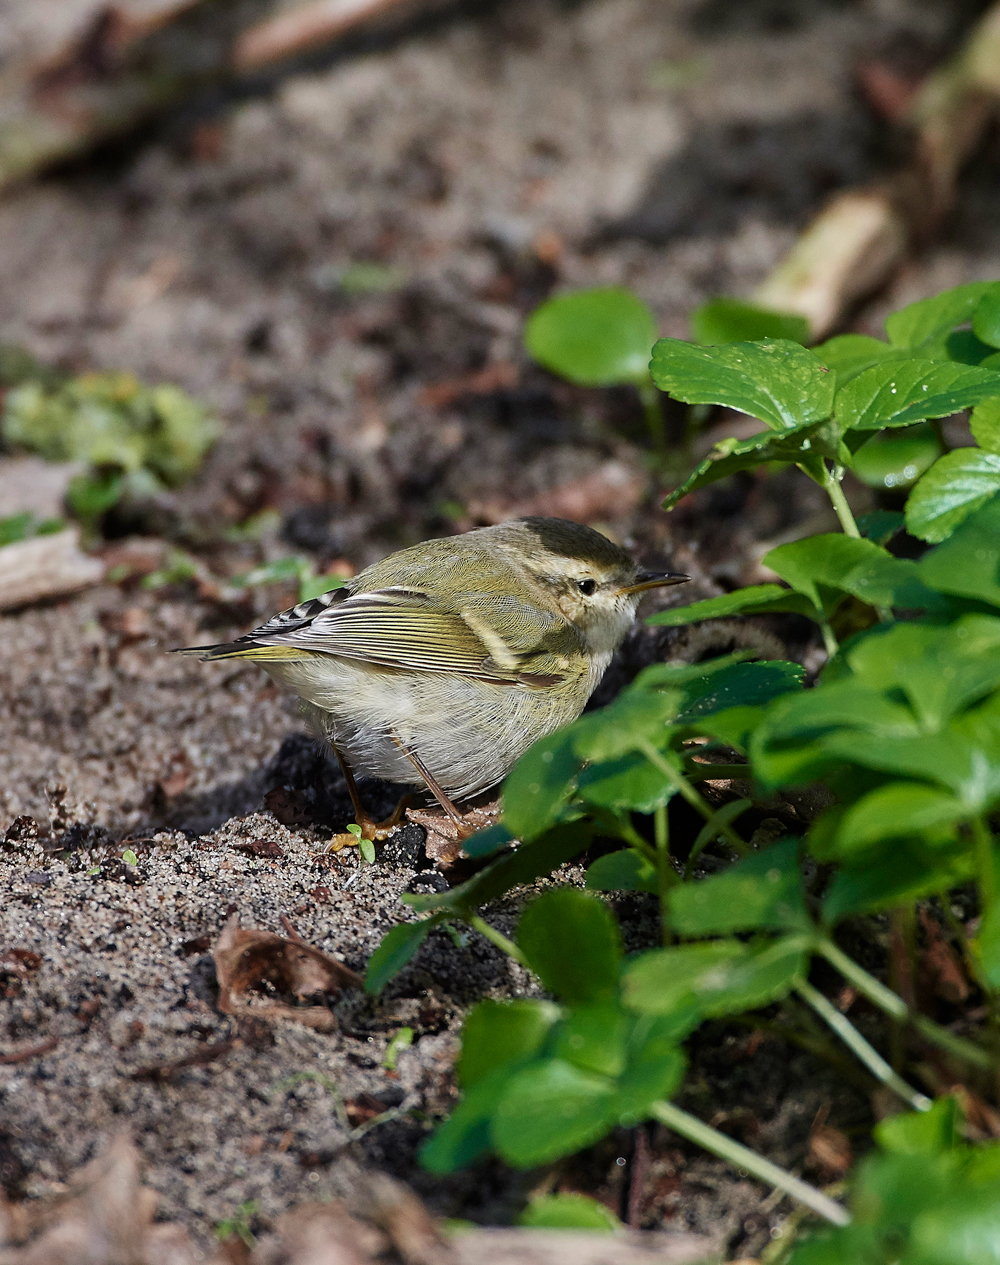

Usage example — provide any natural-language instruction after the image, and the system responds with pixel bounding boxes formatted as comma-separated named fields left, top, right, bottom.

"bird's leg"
left=389, top=735, right=473, bottom=838
left=331, top=745, right=411, bottom=842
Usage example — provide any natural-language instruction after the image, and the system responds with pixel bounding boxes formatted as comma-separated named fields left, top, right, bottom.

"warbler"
left=184, top=517, right=687, bottom=837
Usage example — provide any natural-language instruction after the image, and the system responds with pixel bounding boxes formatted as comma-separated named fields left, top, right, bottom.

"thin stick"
left=796, top=979, right=932, bottom=1111
left=650, top=1101, right=851, bottom=1227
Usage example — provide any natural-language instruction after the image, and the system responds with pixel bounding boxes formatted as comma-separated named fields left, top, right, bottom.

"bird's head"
left=498, top=517, right=689, bottom=655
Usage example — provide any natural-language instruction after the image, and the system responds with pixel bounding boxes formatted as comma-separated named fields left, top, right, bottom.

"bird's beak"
left=619, top=569, right=690, bottom=595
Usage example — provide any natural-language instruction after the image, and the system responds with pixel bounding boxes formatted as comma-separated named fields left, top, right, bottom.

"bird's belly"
left=261, top=656, right=594, bottom=799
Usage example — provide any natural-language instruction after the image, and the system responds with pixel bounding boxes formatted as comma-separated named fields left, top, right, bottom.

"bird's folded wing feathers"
left=200, top=587, right=570, bottom=685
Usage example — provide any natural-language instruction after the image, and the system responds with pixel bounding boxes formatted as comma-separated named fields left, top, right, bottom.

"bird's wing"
left=195, top=585, right=570, bottom=686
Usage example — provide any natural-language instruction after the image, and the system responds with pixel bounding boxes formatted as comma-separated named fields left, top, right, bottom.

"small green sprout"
left=383, top=1027, right=413, bottom=1070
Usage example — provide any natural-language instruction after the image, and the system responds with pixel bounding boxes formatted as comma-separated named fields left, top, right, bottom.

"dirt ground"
left=3, top=0, right=1000, bottom=1258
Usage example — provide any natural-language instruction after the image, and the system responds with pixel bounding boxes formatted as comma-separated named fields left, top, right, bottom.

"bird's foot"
left=320, top=795, right=413, bottom=854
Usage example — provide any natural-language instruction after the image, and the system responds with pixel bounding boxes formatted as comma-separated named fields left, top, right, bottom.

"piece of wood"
left=753, top=1, right=1000, bottom=340
left=0, top=528, right=104, bottom=611
left=450, top=1228, right=718, bottom=1265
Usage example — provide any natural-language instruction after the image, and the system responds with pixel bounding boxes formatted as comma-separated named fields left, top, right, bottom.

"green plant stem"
left=649, top=1101, right=850, bottom=1227
left=795, top=980, right=932, bottom=1112
left=465, top=915, right=529, bottom=968
left=817, top=937, right=995, bottom=1070
left=822, top=462, right=893, bottom=622
left=819, top=620, right=840, bottom=659
left=973, top=814, right=997, bottom=914
left=683, top=798, right=754, bottom=881
left=638, top=379, right=667, bottom=455
left=654, top=803, right=672, bottom=946
left=822, top=464, right=860, bottom=538
left=637, top=740, right=749, bottom=855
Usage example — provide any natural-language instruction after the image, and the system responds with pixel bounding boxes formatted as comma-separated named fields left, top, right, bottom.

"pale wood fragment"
left=0, top=528, right=104, bottom=611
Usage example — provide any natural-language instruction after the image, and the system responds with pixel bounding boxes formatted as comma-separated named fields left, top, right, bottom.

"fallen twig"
left=0, top=0, right=443, bottom=192
left=0, top=1035, right=59, bottom=1065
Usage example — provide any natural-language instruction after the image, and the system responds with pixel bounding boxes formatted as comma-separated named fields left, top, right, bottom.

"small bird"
left=183, top=517, right=687, bottom=838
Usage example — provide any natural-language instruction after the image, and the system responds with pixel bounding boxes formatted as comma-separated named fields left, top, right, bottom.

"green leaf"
left=358, top=838, right=376, bottom=864
left=944, top=328, right=998, bottom=366
left=403, top=822, right=592, bottom=913
left=851, top=424, right=942, bottom=490
left=67, top=469, right=124, bottom=520
left=614, top=1039, right=687, bottom=1124
left=906, top=449, right=1000, bottom=542
left=885, top=281, right=1000, bottom=349
left=525, top=288, right=658, bottom=386
left=461, top=822, right=514, bottom=859
left=502, top=730, right=582, bottom=841
left=842, top=617, right=1000, bottom=728
left=0, top=512, right=65, bottom=547
left=518, top=1194, right=620, bottom=1231
left=765, top=533, right=951, bottom=615
left=875, top=1097, right=962, bottom=1156
left=650, top=338, right=834, bottom=432
left=493, top=1059, right=619, bottom=1167
left=973, top=289, right=1000, bottom=349
left=457, top=999, right=559, bottom=1088
left=576, top=752, right=675, bottom=813
left=918, top=495, right=1000, bottom=608
left=971, top=397, right=1000, bottom=453
left=517, top=890, right=621, bottom=1004
left=907, top=1186, right=1000, bottom=1265
left=821, top=842, right=971, bottom=923
left=585, top=848, right=658, bottom=894
left=623, top=937, right=807, bottom=1018
left=647, top=583, right=819, bottom=627
left=814, top=333, right=909, bottom=386
left=834, top=359, right=1000, bottom=431
left=669, top=839, right=810, bottom=935
left=972, top=881, right=1000, bottom=990
left=121, top=849, right=139, bottom=866
left=365, top=915, right=445, bottom=994
left=553, top=1001, right=629, bottom=1077
left=660, top=423, right=828, bottom=511
left=691, top=297, right=809, bottom=346
left=420, top=1068, right=514, bottom=1173
left=857, top=510, right=905, bottom=544
left=671, top=660, right=805, bottom=720
left=833, top=783, right=966, bottom=856
left=569, top=689, right=681, bottom=763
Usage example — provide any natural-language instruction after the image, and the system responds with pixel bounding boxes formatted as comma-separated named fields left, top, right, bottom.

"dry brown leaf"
left=0, top=1135, right=198, bottom=1265
left=251, top=1202, right=387, bottom=1265
left=348, top=1172, right=451, bottom=1265
left=407, top=801, right=501, bottom=868
left=918, top=909, right=970, bottom=1006
left=213, top=914, right=363, bottom=1032
left=807, top=1124, right=853, bottom=1178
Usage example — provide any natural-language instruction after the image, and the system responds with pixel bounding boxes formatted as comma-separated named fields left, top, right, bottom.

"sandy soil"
left=3, top=0, right=1000, bottom=1257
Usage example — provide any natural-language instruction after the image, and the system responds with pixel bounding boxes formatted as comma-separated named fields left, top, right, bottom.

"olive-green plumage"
left=185, top=517, right=687, bottom=809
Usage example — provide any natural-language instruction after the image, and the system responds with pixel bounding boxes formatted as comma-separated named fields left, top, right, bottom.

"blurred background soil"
left=2, top=0, right=1000, bottom=1257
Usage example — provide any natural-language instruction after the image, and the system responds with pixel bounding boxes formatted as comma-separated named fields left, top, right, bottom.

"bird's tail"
left=175, top=642, right=321, bottom=661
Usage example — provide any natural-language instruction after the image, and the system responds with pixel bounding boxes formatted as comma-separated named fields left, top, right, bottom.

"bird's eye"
left=577, top=579, right=597, bottom=596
